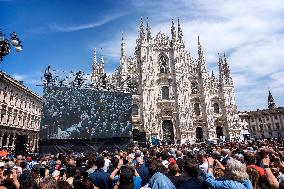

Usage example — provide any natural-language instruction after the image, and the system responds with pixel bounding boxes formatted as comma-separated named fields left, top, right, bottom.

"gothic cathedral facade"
left=92, top=18, right=242, bottom=143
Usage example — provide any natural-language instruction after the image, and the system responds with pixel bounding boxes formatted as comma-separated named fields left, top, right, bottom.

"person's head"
left=38, top=176, right=59, bottom=189
left=211, top=151, right=221, bottom=160
left=102, top=151, right=109, bottom=159
left=224, top=158, right=249, bottom=182
left=111, top=156, right=119, bottom=168
left=66, top=158, right=76, bottom=166
left=161, top=152, right=168, bottom=161
left=19, top=174, right=39, bottom=189
left=143, top=149, right=148, bottom=156
left=148, top=160, right=167, bottom=177
left=51, top=169, right=60, bottom=179
left=184, top=161, right=199, bottom=178
left=244, top=152, right=256, bottom=165
left=197, top=150, right=207, bottom=163
left=57, top=180, right=72, bottom=189
left=66, top=165, right=76, bottom=178
left=260, top=148, right=271, bottom=159
left=118, top=166, right=134, bottom=189
left=176, top=150, right=182, bottom=158
left=20, top=160, right=27, bottom=169
left=31, top=164, right=41, bottom=177
left=82, top=178, right=95, bottom=189
left=119, top=151, right=124, bottom=159
left=222, top=149, right=230, bottom=157
left=136, top=156, right=144, bottom=167
left=95, top=156, right=105, bottom=169
left=168, top=163, right=180, bottom=176
left=2, top=178, right=17, bottom=189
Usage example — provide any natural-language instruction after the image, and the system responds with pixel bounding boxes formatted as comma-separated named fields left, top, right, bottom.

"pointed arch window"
left=213, top=103, right=220, bottom=114
left=194, top=103, right=200, bottom=116
left=132, top=104, right=139, bottom=116
left=162, top=86, right=169, bottom=99
left=159, top=54, right=168, bottom=73
left=191, top=82, right=198, bottom=94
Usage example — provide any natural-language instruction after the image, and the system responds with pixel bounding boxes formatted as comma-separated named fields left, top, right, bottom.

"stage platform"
left=39, top=137, right=132, bottom=154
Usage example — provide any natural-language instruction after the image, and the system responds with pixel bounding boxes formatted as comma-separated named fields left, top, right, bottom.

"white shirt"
left=103, top=158, right=111, bottom=172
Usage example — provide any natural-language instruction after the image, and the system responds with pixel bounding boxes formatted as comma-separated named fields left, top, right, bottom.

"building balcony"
left=157, top=99, right=175, bottom=108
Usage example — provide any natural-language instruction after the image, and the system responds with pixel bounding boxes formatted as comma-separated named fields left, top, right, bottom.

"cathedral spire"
left=218, top=53, right=223, bottom=68
left=223, top=52, right=230, bottom=77
left=198, top=36, right=205, bottom=62
left=121, top=32, right=126, bottom=58
left=218, top=52, right=232, bottom=83
left=197, top=36, right=207, bottom=73
left=146, top=17, right=152, bottom=41
left=198, top=36, right=203, bottom=56
left=268, top=90, right=276, bottom=109
left=139, top=17, right=145, bottom=42
left=92, top=48, right=97, bottom=75
left=177, top=17, right=183, bottom=42
left=211, top=70, right=215, bottom=78
left=171, top=18, right=176, bottom=42
left=99, top=48, right=105, bottom=74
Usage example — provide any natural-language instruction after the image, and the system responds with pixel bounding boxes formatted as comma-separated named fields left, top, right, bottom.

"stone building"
left=91, top=18, right=242, bottom=143
left=0, top=71, right=42, bottom=150
left=239, top=91, right=284, bottom=139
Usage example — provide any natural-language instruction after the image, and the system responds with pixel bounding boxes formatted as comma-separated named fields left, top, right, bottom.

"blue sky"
left=1, top=0, right=284, bottom=111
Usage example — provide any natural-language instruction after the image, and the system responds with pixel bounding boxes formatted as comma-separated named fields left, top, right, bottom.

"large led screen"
left=40, top=87, right=132, bottom=139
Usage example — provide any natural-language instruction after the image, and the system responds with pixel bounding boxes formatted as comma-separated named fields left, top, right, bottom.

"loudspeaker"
left=138, top=131, right=147, bottom=148
left=139, top=131, right=146, bottom=142
left=15, top=135, right=27, bottom=156
left=132, top=129, right=139, bottom=141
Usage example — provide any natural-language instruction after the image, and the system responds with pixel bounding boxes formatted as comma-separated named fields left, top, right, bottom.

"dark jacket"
left=176, top=157, right=185, bottom=172
left=177, top=177, right=204, bottom=189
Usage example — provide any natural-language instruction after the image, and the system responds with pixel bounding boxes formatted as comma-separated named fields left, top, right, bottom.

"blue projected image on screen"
left=40, top=87, right=133, bottom=139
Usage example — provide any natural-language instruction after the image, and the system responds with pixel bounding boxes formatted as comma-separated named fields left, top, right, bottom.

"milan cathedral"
left=91, top=18, right=242, bottom=143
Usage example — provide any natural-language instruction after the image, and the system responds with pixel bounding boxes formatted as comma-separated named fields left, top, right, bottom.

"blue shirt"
left=136, top=164, right=149, bottom=186
left=204, top=172, right=253, bottom=189
left=89, top=168, right=110, bottom=189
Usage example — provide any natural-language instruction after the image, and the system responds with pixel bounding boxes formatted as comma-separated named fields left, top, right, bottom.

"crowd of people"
left=0, top=138, right=284, bottom=189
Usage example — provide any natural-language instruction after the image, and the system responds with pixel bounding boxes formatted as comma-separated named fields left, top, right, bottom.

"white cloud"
left=48, top=13, right=125, bottom=32
left=12, top=73, right=25, bottom=81
left=12, top=72, right=42, bottom=87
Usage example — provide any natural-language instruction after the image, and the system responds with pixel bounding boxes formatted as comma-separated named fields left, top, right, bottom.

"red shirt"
left=247, top=165, right=265, bottom=176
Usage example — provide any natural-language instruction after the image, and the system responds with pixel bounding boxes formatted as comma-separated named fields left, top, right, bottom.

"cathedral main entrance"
left=196, top=127, right=203, bottom=142
left=162, top=120, right=174, bottom=144
left=216, top=126, right=224, bottom=138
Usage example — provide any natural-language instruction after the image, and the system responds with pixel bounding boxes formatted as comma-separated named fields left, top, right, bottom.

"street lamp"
left=0, top=30, right=23, bottom=62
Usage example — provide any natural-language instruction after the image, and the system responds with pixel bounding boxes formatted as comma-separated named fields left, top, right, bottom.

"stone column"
left=27, top=135, right=31, bottom=149
left=6, top=133, right=10, bottom=148
left=0, top=132, right=4, bottom=148
left=11, top=133, right=16, bottom=147
left=33, top=136, right=36, bottom=151
left=35, top=136, right=39, bottom=149
left=30, top=135, right=34, bottom=151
